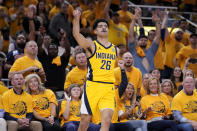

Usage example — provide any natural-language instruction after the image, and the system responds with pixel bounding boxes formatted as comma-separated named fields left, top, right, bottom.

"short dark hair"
left=138, top=35, right=148, bottom=41
left=92, top=19, right=109, bottom=30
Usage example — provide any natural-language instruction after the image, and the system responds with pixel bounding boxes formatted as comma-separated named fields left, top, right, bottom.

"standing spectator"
left=38, top=38, right=70, bottom=93
left=8, top=41, right=46, bottom=82
left=0, top=95, right=6, bottom=131
left=171, top=76, right=197, bottom=131
left=25, top=74, right=61, bottom=131
left=178, top=19, right=190, bottom=46
left=118, top=0, right=133, bottom=30
left=49, top=1, right=72, bottom=43
left=4, top=32, right=26, bottom=72
left=2, top=73, right=42, bottom=131
left=150, top=68, right=161, bottom=82
left=114, top=52, right=143, bottom=97
left=8, top=0, right=26, bottom=37
left=104, top=0, right=128, bottom=46
left=0, top=1, right=9, bottom=30
left=175, top=33, right=197, bottom=77
left=48, top=0, right=61, bottom=20
left=128, top=8, right=161, bottom=75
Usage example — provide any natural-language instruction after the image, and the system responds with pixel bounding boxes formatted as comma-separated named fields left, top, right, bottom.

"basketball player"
left=73, top=9, right=119, bottom=131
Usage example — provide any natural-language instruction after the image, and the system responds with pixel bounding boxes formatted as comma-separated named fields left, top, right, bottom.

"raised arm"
left=152, top=10, right=161, bottom=44
left=103, top=0, right=111, bottom=21
left=161, top=9, right=169, bottom=39
left=128, top=8, right=139, bottom=43
left=72, top=10, right=94, bottom=50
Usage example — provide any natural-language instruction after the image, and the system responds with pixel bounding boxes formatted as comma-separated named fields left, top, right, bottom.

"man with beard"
left=38, top=35, right=70, bottom=96
left=128, top=8, right=161, bottom=75
left=114, top=52, right=142, bottom=97
left=4, top=33, right=26, bottom=71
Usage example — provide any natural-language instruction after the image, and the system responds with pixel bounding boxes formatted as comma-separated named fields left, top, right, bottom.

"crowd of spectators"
left=0, top=0, right=196, bottom=131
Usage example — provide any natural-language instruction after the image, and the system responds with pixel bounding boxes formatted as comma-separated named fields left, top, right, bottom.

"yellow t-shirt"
left=111, top=88, right=121, bottom=123
left=87, top=40, right=117, bottom=83
left=23, top=0, right=38, bottom=7
left=64, top=66, right=87, bottom=90
left=176, top=45, right=197, bottom=77
left=114, top=66, right=143, bottom=91
left=118, top=99, right=138, bottom=122
left=8, top=7, right=27, bottom=37
left=171, top=90, right=197, bottom=122
left=9, top=55, right=43, bottom=78
left=118, top=10, right=133, bottom=30
left=164, top=33, right=184, bottom=68
left=81, top=9, right=95, bottom=28
left=32, top=89, right=57, bottom=118
left=181, top=32, right=190, bottom=46
left=0, top=82, right=9, bottom=95
left=2, top=88, right=33, bottom=119
left=161, top=93, right=173, bottom=104
left=59, top=100, right=81, bottom=127
left=95, top=0, right=107, bottom=19
left=77, top=0, right=89, bottom=11
left=108, top=20, right=128, bottom=46
left=141, top=94, right=171, bottom=121
left=140, top=86, right=147, bottom=98
left=0, top=95, right=3, bottom=109
left=5, top=0, right=14, bottom=9
left=147, top=40, right=164, bottom=70
left=49, top=6, right=60, bottom=20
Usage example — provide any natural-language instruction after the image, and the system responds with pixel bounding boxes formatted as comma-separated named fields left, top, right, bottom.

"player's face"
left=122, top=52, right=133, bottom=67
left=162, top=81, right=172, bottom=95
left=151, top=69, right=160, bottom=79
left=12, top=74, right=24, bottom=89
left=149, top=79, right=159, bottom=94
left=28, top=77, right=39, bottom=92
left=95, top=22, right=108, bottom=37
left=71, top=87, right=81, bottom=99
left=183, top=77, right=195, bottom=94
left=173, top=67, right=182, bottom=78
left=125, top=84, right=134, bottom=99
left=75, top=53, right=87, bottom=67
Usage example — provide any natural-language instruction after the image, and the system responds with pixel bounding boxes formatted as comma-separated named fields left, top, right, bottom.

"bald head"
left=25, top=41, right=38, bottom=57
left=122, top=52, right=133, bottom=67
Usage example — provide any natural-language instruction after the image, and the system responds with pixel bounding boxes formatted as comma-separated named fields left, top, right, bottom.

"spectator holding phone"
left=8, top=41, right=46, bottom=82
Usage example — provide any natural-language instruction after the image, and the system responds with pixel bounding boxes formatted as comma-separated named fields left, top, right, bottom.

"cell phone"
left=188, top=58, right=197, bottom=63
left=34, top=69, right=40, bottom=72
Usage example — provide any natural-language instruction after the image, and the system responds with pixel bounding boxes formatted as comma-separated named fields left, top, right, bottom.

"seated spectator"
left=178, top=69, right=195, bottom=92
left=2, top=73, right=42, bottom=131
left=25, top=74, right=61, bottom=131
left=8, top=40, right=46, bottom=82
left=59, top=84, right=100, bottom=131
left=141, top=77, right=178, bottom=131
left=171, top=76, right=197, bottom=131
left=128, top=8, right=161, bottom=75
left=0, top=95, right=6, bottom=131
left=161, top=79, right=174, bottom=103
left=140, top=73, right=152, bottom=97
left=118, top=82, right=147, bottom=131
left=64, top=51, right=87, bottom=93
left=170, top=66, right=183, bottom=95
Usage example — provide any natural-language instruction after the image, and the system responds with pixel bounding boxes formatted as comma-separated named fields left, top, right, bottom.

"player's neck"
left=97, top=38, right=110, bottom=47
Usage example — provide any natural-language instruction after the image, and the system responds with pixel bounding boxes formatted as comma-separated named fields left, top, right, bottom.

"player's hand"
left=118, top=60, right=125, bottom=70
left=73, top=9, right=81, bottom=19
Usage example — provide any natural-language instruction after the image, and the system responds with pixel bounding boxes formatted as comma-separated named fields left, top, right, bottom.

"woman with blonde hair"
left=117, top=82, right=147, bottom=131
left=161, top=79, right=174, bottom=103
left=141, top=77, right=178, bottom=131
left=25, top=74, right=60, bottom=131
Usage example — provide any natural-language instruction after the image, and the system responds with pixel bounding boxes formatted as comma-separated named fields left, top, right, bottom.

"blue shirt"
left=128, top=41, right=159, bottom=75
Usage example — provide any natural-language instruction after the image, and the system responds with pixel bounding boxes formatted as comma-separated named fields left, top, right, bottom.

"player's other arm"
left=72, top=9, right=94, bottom=51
